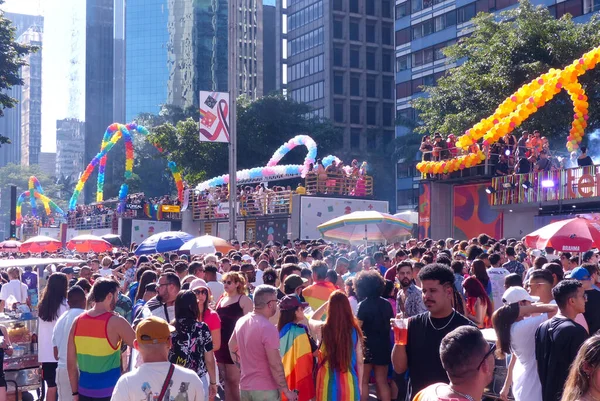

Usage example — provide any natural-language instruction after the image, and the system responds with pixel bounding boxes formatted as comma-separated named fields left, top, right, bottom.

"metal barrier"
left=304, top=173, right=374, bottom=196
left=67, top=213, right=116, bottom=230
left=192, top=190, right=293, bottom=220
left=490, top=165, right=600, bottom=206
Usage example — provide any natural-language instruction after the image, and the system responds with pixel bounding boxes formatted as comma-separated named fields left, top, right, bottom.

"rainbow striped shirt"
left=73, top=312, right=122, bottom=398
left=302, top=281, right=337, bottom=318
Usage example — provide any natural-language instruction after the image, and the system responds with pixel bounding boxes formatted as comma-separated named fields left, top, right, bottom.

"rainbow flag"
left=316, top=329, right=360, bottom=401
left=302, top=281, right=337, bottom=319
left=280, top=323, right=315, bottom=401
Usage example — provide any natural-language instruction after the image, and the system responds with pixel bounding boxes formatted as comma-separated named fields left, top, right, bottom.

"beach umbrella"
left=0, top=240, right=22, bottom=253
left=20, top=236, right=62, bottom=253
left=394, top=210, right=418, bottom=225
left=317, top=211, right=412, bottom=245
left=101, top=234, right=123, bottom=247
left=524, top=216, right=600, bottom=252
left=180, top=235, right=234, bottom=255
left=135, top=231, right=195, bottom=255
left=67, top=234, right=112, bottom=253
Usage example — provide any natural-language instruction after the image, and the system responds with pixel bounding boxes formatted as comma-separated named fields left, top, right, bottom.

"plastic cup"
left=392, top=318, right=408, bottom=345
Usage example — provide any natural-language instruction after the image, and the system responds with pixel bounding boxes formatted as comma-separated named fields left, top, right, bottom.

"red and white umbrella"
left=524, top=217, right=600, bottom=252
left=20, top=236, right=62, bottom=253
left=67, top=234, right=112, bottom=253
left=0, top=240, right=22, bottom=253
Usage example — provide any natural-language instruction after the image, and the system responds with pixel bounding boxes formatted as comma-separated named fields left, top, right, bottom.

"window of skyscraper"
left=367, top=75, right=377, bottom=97
left=382, top=51, right=393, bottom=72
left=457, top=3, right=476, bottom=23
left=554, top=0, right=583, bottom=16
left=383, top=104, right=394, bottom=126
left=423, top=74, right=435, bottom=86
left=366, top=22, right=376, bottom=42
left=351, top=129, right=361, bottom=149
left=350, top=74, right=361, bottom=96
left=583, top=0, right=600, bottom=13
left=396, top=55, right=410, bottom=72
left=333, top=0, right=344, bottom=11
left=396, top=82, right=411, bottom=98
left=367, top=131, right=377, bottom=149
left=351, top=102, right=361, bottom=124
left=349, top=20, right=360, bottom=40
left=288, top=27, right=324, bottom=57
left=350, top=47, right=360, bottom=68
left=350, top=0, right=359, bottom=13
left=382, top=0, right=392, bottom=18
left=396, top=28, right=410, bottom=45
left=366, top=0, right=376, bottom=15
left=367, top=102, right=377, bottom=125
left=334, top=46, right=344, bottom=66
left=366, top=49, right=376, bottom=70
left=334, top=101, right=345, bottom=122
left=334, top=73, right=345, bottom=94
left=382, top=77, right=393, bottom=99
left=288, top=1, right=324, bottom=32
left=396, top=2, right=409, bottom=18
left=334, top=18, right=344, bottom=38
left=381, top=24, right=392, bottom=45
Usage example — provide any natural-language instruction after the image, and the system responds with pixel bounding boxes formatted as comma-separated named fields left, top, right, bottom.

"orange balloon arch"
left=416, top=45, right=599, bottom=175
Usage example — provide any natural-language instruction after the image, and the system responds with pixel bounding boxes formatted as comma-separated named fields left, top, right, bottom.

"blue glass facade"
left=125, top=0, right=169, bottom=121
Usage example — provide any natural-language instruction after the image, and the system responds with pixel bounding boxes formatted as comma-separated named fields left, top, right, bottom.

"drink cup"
left=392, top=318, right=408, bottom=345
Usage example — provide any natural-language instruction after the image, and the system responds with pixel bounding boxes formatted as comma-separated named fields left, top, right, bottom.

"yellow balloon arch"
left=416, top=45, right=598, bottom=175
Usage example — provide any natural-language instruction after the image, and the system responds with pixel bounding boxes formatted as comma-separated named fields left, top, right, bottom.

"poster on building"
left=256, top=218, right=289, bottom=244
left=199, top=91, right=230, bottom=143
left=453, top=183, right=503, bottom=240
left=418, top=183, right=431, bottom=240
left=130, top=220, right=171, bottom=245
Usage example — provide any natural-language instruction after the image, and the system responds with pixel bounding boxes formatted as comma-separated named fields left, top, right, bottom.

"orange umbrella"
left=67, top=234, right=112, bottom=253
left=20, top=236, right=62, bottom=253
left=180, top=235, right=234, bottom=255
left=0, top=240, right=22, bottom=253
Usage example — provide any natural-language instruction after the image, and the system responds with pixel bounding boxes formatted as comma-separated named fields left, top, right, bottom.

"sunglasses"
left=224, top=280, right=235, bottom=285
left=193, top=289, right=208, bottom=296
left=477, top=343, right=496, bottom=370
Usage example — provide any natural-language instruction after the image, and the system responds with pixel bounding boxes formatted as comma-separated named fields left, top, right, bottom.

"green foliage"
left=147, top=94, right=343, bottom=186
left=412, top=0, right=600, bottom=145
left=0, top=3, right=38, bottom=146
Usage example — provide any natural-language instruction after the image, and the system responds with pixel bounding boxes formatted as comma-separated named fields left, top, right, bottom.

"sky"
left=2, top=0, right=82, bottom=153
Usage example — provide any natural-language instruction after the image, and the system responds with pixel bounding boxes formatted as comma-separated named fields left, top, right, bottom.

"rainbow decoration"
left=69, top=123, right=184, bottom=212
left=417, top=45, right=600, bottom=175
left=16, top=176, right=65, bottom=226
left=195, top=135, right=339, bottom=192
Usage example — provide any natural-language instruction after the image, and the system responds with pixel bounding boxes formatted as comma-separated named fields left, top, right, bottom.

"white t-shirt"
left=510, top=313, right=547, bottom=401
left=38, top=302, right=68, bottom=363
left=52, top=308, right=85, bottom=368
left=487, top=267, right=510, bottom=310
left=252, top=269, right=264, bottom=286
left=207, top=281, right=224, bottom=301
left=112, top=361, right=205, bottom=401
left=98, top=268, right=113, bottom=277
left=0, top=279, right=28, bottom=303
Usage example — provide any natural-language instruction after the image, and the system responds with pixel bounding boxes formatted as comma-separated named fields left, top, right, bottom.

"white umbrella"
left=394, top=210, right=418, bottom=224
left=179, top=235, right=234, bottom=255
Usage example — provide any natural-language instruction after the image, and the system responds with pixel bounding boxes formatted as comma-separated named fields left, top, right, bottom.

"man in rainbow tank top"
left=67, top=278, right=135, bottom=401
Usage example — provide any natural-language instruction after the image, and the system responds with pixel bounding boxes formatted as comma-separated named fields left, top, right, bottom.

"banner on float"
left=199, top=91, right=230, bottom=143
left=126, top=203, right=143, bottom=210
left=161, top=205, right=181, bottom=213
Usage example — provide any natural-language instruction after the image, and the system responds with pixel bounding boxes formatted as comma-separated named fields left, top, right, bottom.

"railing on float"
left=193, top=190, right=293, bottom=221
left=304, top=172, right=373, bottom=197
left=490, top=165, right=600, bottom=206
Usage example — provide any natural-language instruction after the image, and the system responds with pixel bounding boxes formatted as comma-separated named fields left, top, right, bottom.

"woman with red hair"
left=462, top=276, right=493, bottom=328
left=310, top=290, right=364, bottom=401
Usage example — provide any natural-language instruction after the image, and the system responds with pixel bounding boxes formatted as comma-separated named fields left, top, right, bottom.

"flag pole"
left=228, top=0, right=238, bottom=241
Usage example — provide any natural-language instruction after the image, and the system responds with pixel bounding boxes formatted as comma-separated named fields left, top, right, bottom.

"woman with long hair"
left=278, top=295, right=317, bottom=401
left=562, top=335, right=600, bottom=401
left=134, top=270, right=157, bottom=302
left=492, top=301, right=557, bottom=401
left=354, top=271, right=393, bottom=401
left=169, top=290, right=217, bottom=401
left=215, top=271, right=252, bottom=401
left=38, top=272, right=68, bottom=401
left=471, top=259, right=492, bottom=298
left=311, top=290, right=364, bottom=401
left=462, top=276, right=493, bottom=328
left=191, top=279, right=222, bottom=351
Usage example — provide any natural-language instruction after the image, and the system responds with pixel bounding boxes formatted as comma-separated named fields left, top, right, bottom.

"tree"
left=147, top=94, right=343, bottom=186
left=411, top=1, right=600, bottom=145
left=0, top=3, right=37, bottom=147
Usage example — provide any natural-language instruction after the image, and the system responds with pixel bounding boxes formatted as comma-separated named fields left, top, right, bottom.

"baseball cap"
left=136, top=316, right=174, bottom=345
left=284, top=274, right=307, bottom=291
left=189, top=278, right=210, bottom=291
left=62, top=267, right=74, bottom=275
left=569, top=267, right=591, bottom=281
left=279, top=295, right=309, bottom=311
left=502, top=286, right=539, bottom=304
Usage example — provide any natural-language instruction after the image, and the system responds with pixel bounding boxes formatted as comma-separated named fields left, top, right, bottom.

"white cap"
left=502, top=286, right=539, bottom=305
left=190, top=279, right=209, bottom=291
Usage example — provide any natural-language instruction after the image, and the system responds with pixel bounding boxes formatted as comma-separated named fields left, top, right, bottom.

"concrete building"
left=125, top=0, right=266, bottom=122
left=38, top=152, right=56, bottom=176
left=19, top=26, right=43, bottom=166
left=278, top=0, right=396, bottom=152
left=393, top=0, right=599, bottom=212
left=263, top=2, right=278, bottom=95
left=56, top=118, right=85, bottom=179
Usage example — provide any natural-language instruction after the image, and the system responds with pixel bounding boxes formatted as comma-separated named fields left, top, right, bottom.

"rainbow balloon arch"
left=194, top=135, right=341, bottom=192
left=416, top=45, right=600, bottom=175
left=69, top=123, right=184, bottom=213
left=16, top=176, right=66, bottom=226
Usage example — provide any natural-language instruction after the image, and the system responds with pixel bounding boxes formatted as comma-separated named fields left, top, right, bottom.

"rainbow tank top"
left=73, top=312, right=121, bottom=398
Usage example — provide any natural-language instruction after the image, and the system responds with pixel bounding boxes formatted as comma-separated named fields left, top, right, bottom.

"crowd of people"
left=420, top=130, right=597, bottom=178
left=2, top=233, right=600, bottom=401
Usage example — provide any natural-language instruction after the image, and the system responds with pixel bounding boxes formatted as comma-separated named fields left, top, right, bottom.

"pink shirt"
left=202, top=308, right=221, bottom=331
left=234, top=312, right=280, bottom=391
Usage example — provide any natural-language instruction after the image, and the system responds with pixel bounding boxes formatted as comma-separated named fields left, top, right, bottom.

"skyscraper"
left=278, top=0, right=396, bottom=151
left=125, top=0, right=264, bottom=122
left=19, top=26, right=43, bottom=166
left=56, top=118, right=85, bottom=179
left=263, top=2, right=277, bottom=95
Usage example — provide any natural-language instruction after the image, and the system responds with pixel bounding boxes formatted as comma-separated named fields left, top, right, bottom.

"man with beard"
left=396, top=261, right=427, bottom=317
left=135, top=272, right=180, bottom=324
left=67, top=278, right=135, bottom=401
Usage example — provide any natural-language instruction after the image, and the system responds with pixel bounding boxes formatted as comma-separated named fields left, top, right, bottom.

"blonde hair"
left=222, top=271, right=247, bottom=295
